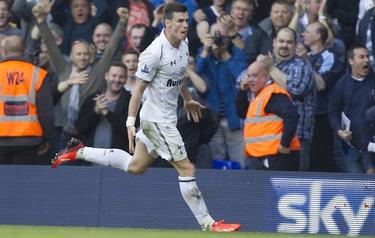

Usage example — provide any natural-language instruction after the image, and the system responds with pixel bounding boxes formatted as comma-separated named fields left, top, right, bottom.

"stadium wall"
left=0, top=165, right=373, bottom=236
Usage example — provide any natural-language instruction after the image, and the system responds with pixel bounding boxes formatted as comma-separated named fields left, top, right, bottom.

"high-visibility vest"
left=0, top=59, right=47, bottom=137
left=244, top=83, right=300, bottom=157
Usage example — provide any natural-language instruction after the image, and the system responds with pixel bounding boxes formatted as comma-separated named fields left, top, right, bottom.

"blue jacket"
left=196, top=46, right=247, bottom=130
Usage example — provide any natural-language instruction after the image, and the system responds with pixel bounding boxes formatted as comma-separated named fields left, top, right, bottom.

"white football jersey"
left=135, top=30, right=189, bottom=124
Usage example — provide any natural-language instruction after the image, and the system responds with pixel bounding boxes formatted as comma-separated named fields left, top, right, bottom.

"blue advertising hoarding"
left=0, top=166, right=373, bottom=236
left=268, top=178, right=374, bottom=236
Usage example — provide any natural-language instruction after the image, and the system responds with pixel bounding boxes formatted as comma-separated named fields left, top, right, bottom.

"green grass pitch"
left=0, top=226, right=372, bottom=238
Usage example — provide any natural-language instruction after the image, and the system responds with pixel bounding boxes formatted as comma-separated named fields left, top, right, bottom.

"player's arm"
left=126, top=78, right=149, bottom=154
left=180, top=81, right=193, bottom=102
left=128, top=78, right=148, bottom=118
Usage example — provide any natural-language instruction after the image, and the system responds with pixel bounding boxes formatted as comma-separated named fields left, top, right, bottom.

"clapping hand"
left=93, top=94, right=108, bottom=116
left=257, top=52, right=273, bottom=69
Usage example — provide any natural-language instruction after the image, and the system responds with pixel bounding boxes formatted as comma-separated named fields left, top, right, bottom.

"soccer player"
left=52, top=2, right=240, bottom=232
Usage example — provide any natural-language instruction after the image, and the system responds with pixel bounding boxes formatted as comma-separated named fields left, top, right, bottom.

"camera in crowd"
left=213, top=30, right=225, bottom=47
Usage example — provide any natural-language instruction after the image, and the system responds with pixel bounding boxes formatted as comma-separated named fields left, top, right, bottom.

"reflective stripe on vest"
left=245, top=134, right=282, bottom=144
left=0, top=115, right=38, bottom=122
left=245, top=115, right=283, bottom=123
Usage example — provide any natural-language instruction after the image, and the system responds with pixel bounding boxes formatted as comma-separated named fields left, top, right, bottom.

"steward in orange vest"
left=236, top=61, right=300, bottom=170
left=243, top=83, right=300, bottom=157
left=0, top=35, right=54, bottom=164
left=0, top=59, right=47, bottom=137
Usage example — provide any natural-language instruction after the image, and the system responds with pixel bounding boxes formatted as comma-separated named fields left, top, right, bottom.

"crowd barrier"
left=0, top=165, right=373, bottom=236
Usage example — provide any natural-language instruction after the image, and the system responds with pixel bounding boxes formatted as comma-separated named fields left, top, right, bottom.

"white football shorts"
left=136, top=119, right=187, bottom=161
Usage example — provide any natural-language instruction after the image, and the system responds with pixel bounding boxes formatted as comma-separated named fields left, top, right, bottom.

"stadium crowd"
left=0, top=0, right=374, bottom=174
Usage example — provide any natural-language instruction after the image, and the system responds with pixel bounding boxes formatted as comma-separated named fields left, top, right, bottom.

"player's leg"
left=52, top=137, right=155, bottom=175
left=170, top=158, right=241, bottom=232
left=51, top=137, right=134, bottom=171
left=169, top=158, right=215, bottom=231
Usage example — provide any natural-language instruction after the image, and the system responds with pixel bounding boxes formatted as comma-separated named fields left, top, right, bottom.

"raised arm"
left=33, top=1, right=69, bottom=76
left=288, top=0, right=302, bottom=32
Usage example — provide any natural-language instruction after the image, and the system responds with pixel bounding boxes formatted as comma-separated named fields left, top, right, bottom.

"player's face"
left=105, top=66, right=127, bottom=93
left=168, top=11, right=189, bottom=41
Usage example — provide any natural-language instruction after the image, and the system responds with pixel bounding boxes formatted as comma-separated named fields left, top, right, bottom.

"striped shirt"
left=277, top=57, right=316, bottom=140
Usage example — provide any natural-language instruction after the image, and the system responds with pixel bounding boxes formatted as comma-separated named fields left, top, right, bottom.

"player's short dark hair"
left=347, top=42, right=367, bottom=60
left=163, top=3, right=188, bottom=20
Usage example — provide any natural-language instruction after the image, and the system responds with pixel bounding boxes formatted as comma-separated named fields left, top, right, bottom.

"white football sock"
left=77, top=147, right=132, bottom=172
left=178, top=176, right=215, bottom=230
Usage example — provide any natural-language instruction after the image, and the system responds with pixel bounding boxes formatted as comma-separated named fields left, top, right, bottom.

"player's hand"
left=127, top=126, right=136, bottom=154
left=184, top=99, right=205, bottom=123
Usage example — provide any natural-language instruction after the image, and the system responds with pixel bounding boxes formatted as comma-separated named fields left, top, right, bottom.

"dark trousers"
left=247, top=151, right=300, bottom=171
left=311, top=114, right=339, bottom=172
left=0, top=145, right=40, bottom=164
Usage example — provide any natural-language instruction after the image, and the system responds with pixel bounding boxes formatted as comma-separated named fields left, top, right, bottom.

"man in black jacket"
left=329, top=43, right=375, bottom=174
left=76, top=62, right=137, bottom=152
